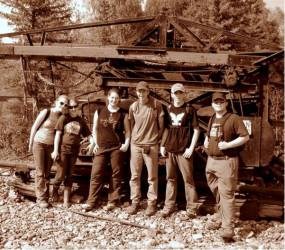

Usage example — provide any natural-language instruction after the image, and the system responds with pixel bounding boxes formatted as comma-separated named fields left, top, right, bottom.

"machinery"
left=0, top=10, right=283, bottom=218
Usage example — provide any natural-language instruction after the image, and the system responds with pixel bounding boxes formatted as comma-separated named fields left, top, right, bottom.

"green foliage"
left=88, top=0, right=143, bottom=45
left=145, top=0, right=189, bottom=16
left=0, top=0, right=73, bottom=43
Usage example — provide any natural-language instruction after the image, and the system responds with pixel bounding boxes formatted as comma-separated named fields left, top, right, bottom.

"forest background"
left=0, top=0, right=283, bottom=159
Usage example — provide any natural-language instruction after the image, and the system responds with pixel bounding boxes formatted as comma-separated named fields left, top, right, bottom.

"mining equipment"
left=0, top=9, right=283, bottom=219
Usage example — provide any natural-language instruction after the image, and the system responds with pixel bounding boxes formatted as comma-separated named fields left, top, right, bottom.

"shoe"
left=206, top=220, right=222, bottom=230
left=186, top=208, right=197, bottom=219
left=82, top=204, right=96, bottom=212
left=127, top=203, right=139, bottom=215
left=220, top=228, right=234, bottom=239
left=103, top=202, right=117, bottom=211
left=160, top=206, right=176, bottom=218
left=145, top=204, right=157, bottom=217
left=37, top=200, right=49, bottom=208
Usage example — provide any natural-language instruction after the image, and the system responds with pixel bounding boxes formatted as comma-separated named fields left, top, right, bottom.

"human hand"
left=218, top=141, right=230, bottom=150
left=120, top=143, right=129, bottom=152
left=93, top=144, right=99, bottom=154
left=183, top=147, right=194, bottom=158
left=51, top=151, right=59, bottom=161
left=160, top=146, right=167, bottom=157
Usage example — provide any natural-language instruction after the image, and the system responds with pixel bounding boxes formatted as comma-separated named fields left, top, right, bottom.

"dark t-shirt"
left=164, top=103, right=199, bottom=153
left=207, top=113, right=249, bottom=157
left=97, top=107, right=126, bottom=149
left=55, top=115, right=91, bottom=153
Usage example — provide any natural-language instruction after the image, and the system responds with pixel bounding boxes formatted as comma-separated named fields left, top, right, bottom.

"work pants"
left=87, top=149, right=123, bottom=206
left=164, top=153, right=198, bottom=210
left=206, top=156, right=239, bottom=229
left=129, top=143, right=159, bottom=206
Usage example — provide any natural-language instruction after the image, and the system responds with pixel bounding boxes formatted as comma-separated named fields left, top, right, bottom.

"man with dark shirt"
left=204, top=92, right=249, bottom=240
left=160, top=83, right=200, bottom=218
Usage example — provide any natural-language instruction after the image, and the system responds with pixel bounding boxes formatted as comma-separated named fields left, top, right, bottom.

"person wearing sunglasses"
left=83, top=88, right=131, bottom=212
left=28, top=95, right=69, bottom=208
left=51, top=98, right=92, bottom=208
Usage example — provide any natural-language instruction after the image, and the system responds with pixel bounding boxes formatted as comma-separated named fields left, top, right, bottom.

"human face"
left=108, top=91, right=120, bottom=108
left=69, top=100, right=80, bottom=117
left=212, top=98, right=227, bottom=113
left=56, top=97, right=69, bottom=113
left=171, top=90, right=185, bottom=105
left=136, top=88, right=149, bottom=103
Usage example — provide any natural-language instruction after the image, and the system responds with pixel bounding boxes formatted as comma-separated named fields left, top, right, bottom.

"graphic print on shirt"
left=169, top=112, right=185, bottom=126
left=101, top=113, right=117, bottom=129
left=209, top=122, right=223, bottom=138
left=64, top=121, right=80, bottom=135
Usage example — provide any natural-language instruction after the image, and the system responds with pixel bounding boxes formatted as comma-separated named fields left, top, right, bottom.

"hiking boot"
left=220, top=228, right=234, bottom=239
left=145, top=204, right=157, bottom=217
left=186, top=208, right=197, bottom=219
left=160, top=206, right=176, bottom=218
left=206, top=220, right=222, bottom=230
left=127, top=203, right=139, bottom=215
left=37, top=200, right=49, bottom=208
left=82, top=203, right=96, bottom=212
left=103, top=202, right=117, bottom=211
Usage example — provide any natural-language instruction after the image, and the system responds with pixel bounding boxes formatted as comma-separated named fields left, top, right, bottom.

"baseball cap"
left=136, top=81, right=149, bottom=91
left=171, top=83, right=185, bottom=93
left=212, top=92, right=226, bottom=102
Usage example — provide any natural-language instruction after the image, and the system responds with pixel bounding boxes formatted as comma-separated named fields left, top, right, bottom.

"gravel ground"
left=0, top=171, right=284, bottom=250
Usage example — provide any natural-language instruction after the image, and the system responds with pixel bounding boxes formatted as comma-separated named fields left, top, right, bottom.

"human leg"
left=177, top=154, right=198, bottom=216
left=161, top=153, right=178, bottom=217
left=143, top=144, right=159, bottom=216
left=33, top=142, right=53, bottom=206
left=86, top=154, right=106, bottom=208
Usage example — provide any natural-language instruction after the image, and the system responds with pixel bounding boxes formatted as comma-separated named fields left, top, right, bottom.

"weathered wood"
left=65, top=208, right=163, bottom=233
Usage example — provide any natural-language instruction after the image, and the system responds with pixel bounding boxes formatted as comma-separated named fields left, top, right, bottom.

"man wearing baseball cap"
left=204, top=92, right=249, bottom=240
left=160, top=83, right=200, bottom=218
left=127, top=81, right=164, bottom=216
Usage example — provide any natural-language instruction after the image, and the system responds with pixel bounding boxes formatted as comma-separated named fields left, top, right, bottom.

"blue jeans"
left=33, top=142, right=53, bottom=202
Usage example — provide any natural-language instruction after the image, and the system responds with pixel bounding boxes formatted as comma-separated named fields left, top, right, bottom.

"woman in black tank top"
left=83, top=88, right=131, bottom=212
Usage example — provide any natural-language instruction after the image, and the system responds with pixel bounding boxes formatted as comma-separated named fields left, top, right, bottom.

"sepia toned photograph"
left=0, top=0, right=283, bottom=249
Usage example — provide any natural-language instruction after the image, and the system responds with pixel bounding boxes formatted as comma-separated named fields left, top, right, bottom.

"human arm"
left=218, top=135, right=249, bottom=150
left=51, top=130, right=62, bottom=161
left=28, top=109, right=48, bottom=152
left=183, top=127, right=200, bottom=158
left=91, top=110, right=99, bottom=153
left=160, top=128, right=169, bottom=157
left=120, top=114, right=131, bottom=152
left=204, top=135, right=209, bottom=149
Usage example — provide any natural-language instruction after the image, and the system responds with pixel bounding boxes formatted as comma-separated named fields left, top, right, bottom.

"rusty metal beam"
left=102, top=77, right=256, bottom=93
left=178, top=17, right=282, bottom=50
left=0, top=17, right=155, bottom=39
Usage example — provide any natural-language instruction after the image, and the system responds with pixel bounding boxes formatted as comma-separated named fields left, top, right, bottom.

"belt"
left=210, top=155, right=231, bottom=160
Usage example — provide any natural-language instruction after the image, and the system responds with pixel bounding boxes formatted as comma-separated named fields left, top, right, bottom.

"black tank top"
left=97, top=106, right=125, bottom=148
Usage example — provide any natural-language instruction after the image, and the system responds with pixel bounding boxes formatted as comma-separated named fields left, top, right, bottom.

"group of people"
left=29, top=81, right=249, bottom=240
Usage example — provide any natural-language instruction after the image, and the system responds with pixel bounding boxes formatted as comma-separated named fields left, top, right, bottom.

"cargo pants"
left=206, top=156, right=239, bottom=230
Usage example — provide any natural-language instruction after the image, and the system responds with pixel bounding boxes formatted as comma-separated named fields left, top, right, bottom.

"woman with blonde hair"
left=29, top=95, right=69, bottom=208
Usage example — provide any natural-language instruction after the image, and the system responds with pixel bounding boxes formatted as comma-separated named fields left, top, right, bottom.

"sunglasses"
left=59, top=101, right=69, bottom=107
left=69, top=105, right=79, bottom=110
left=213, top=100, right=226, bottom=104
